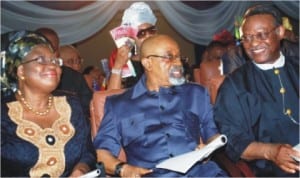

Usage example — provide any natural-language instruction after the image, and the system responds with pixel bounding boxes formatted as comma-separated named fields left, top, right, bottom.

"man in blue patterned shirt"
left=94, top=34, right=227, bottom=177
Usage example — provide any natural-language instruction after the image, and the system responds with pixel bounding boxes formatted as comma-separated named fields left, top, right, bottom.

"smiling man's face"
left=241, top=14, right=283, bottom=64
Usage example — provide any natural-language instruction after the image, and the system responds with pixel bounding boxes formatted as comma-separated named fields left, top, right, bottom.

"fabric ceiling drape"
left=1, top=1, right=298, bottom=45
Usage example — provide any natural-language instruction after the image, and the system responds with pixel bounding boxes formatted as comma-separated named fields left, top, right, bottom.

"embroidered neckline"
left=7, top=96, right=75, bottom=177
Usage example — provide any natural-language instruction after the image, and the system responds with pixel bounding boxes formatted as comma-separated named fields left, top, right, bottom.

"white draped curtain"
left=1, top=1, right=299, bottom=46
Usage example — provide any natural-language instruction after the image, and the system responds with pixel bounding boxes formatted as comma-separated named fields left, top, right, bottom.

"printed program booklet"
left=110, top=25, right=138, bottom=78
left=155, top=134, right=227, bottom=173
left=292, top=143, right=300, bottom=162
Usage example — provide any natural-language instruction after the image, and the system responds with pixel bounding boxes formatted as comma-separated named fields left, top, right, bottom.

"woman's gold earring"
left=20, top=76, right=25, bottom=80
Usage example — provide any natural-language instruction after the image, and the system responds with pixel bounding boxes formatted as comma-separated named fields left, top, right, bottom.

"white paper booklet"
left=79, top=169, right=101, bottom=178
left=292, top=143, right=300, bottom=162
left=155, top=134, right=227, bottom=173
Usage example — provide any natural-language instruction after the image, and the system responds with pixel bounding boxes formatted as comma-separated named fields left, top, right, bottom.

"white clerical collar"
left=253, top=52, right=285, bottom=70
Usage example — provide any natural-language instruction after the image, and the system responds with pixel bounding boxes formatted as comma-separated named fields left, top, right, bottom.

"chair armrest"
left=212, top=149, right=255, bottom=177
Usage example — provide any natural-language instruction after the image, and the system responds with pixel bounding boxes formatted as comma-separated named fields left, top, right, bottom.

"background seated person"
left=214, top=4, right=300, bottom=177
left=83, top=65, right=106, bottom=91
left=1, top=30, right=96, bottom=177
left=198, top=41, right=226, bottom=104
left=59, top=45, right=83, bottom=72
left=93, top=34, right=227, bottom=177
left=280, top=17, right=299, bottom=58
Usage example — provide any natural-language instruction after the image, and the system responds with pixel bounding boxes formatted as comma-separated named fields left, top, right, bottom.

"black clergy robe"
left=214, top=56, right=299, bottom=177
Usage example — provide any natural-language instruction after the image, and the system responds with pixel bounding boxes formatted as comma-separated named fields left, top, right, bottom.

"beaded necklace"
left=273, top=68, right=299, bottom=125
left=17, top=90, right=53, bottom=116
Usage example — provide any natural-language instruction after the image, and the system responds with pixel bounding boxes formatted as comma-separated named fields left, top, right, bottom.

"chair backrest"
left=90, top=89, right=125, bottom=138
left=90, top=89, right=127, bottom=161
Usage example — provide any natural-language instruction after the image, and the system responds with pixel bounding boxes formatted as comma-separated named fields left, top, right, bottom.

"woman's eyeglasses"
left=21, top=56, right=63, bottom=66
left=137, top=26, right=157, bottom=39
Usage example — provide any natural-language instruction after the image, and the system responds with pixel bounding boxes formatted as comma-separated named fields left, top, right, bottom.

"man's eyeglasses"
left=146, top=54, right=188, bottom=63
left=137, top=26, right=157, bottom=39
left=21, top=56, right=63, bottom=66
left=241, top=26, right=278, bottom=43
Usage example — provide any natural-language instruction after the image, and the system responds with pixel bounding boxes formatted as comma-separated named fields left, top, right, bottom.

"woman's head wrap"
left=121, top=2, right=157, bottom=28
left=1, top=30, right=52, bottom=96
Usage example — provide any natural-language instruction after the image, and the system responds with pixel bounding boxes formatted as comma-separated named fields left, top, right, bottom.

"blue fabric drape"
left=1, top=1, right=298, bottom=45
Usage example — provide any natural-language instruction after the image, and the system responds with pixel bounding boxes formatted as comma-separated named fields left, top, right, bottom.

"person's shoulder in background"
left=281, top=39, right=299, bottom=58
left=57, top=66, right=86, bottom=91
left=55, top=66, right=92, bottom=117
left=52, top=89, right=82, bottom=107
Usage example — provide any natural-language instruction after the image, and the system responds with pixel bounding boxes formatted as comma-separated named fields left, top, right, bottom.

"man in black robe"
left=214, top=4, right=299, bottom=177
